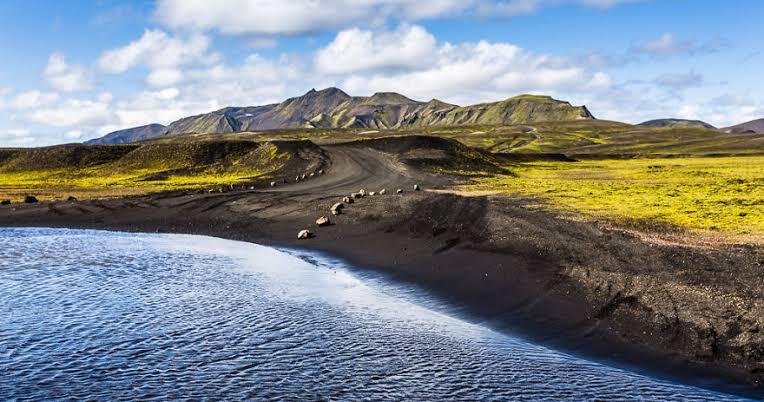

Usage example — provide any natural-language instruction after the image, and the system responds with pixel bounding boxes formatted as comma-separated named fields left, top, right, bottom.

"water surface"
left=0, top=228, right=753, bottom=400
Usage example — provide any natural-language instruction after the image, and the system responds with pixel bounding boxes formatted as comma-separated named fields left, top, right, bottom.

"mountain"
left=85, top=124, right=166, bottom=145
left=724, top=118, right=764, bottom=134
left=638, top=119, right=716, bottom=129
left=88, top=88, right=595, bottom=144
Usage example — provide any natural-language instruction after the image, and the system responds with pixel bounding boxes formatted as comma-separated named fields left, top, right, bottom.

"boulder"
left=297, top=229, right=313, bottom=239
left=318, top=170, right=324, bottom=175
left=359, top=189, right=366, bottom=196
left=352, top=192, right=363, bottom=199
left=396, top=189, right=403, bottom=194
left=24, top=196, right=38, bottom=204
left=331, top=202, right=344, bottom=215
left=0, top=200, right=10, bottom=205
left=379, top=189, right=386, bottom=195
left=414, top=184, right=421, bottom=191
left=270, top=181, right=277, bottom=187
left=342, top=196, right=354, bottom=204
left=301, top=174, right=307, bottom=179
left=295, top=176, right=301, bottom=181
left=310, top=172, right=315, bottom=177
left=316, top=216, right=331, bottom=226
left=369, top=191, right=376, bottom=196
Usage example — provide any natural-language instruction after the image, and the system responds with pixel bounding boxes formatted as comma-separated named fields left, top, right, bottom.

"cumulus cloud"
left=97, top=29, right=217, bottom=87
left=317, top=26, right=610, bottom=104
left=43, top=53, right=93, bottom=92
left=9, top=90, right=60, bottom=110
left=315, top=25, right=438, bottom=75
left=25, top=97, right=114, bottom=128
left=154, top=0, right=639, bottom=36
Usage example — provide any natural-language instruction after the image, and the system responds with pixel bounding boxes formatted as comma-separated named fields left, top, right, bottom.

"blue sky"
left=0, top=0, right=762, bottom=146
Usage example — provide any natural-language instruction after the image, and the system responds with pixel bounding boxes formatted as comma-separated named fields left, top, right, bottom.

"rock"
left=301, top=174, right=307, bottom=179
left=310, top=172, right=315, bottom=177
left=342, top=196, right=354, bottom=204
left=331, top=202, right=344, bottom=215
left=23, top=196, right=38, bottom=204
left=369, top=191, right=376, bottom=196
left=270, top=181, right=277, bottom=187
left=319, top=170, right=324, bottom=175
left=359, top=189, right=366, bottom=196
left=67, top=196, right=77, bottom=202
left=297, top=229, right=313, bottom=239
left=414, top=184, right=421, bottom=191
left=0, top=200, right=10, bottom=205
left=295, top=176, right=301, bottom=181
left=396, top=188, right=403, bottom=194
left=208, top=189, right=216, bottom=193
left=379, top=189, right=386, bottom=195
left=352, top=192, right=363, bottom=199
left=316, top=216, right=331, bottom=226
left=249, top=186, right=255, bottom=190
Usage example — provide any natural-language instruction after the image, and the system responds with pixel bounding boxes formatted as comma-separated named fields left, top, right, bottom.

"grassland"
left=0, top=141, right=292, bottom=201
left=470, top=156, right=764, bottom=239
left=168, top=120, right=764, bottom=157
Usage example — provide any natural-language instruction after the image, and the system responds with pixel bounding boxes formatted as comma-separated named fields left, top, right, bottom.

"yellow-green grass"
left=0, top=167, right=268, bottom=201
left=0, top=147, right=291, bottom=202
left=470, top=156, right=764, bottom=239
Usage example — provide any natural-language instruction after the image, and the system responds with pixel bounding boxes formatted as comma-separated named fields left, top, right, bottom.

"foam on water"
left=0, top=228, right=754, bottom=401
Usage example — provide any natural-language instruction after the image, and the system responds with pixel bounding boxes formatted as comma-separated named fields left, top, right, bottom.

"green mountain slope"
left=89, top=88, right=595, bottom=143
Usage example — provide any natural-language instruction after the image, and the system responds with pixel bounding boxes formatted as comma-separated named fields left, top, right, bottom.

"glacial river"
left=0, top=228, right=753, bottom=400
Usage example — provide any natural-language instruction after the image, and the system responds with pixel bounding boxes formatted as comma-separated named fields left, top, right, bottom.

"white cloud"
left=97, top=29, right=217, bottom=87
left=315, top=25, right=438, bottom=75
left=43, top=53, right=93, bottom=92
left=154, top=0, right=637, bottom=35
left=320, top=27, right=610, bottom=104
left=25, top=97, right=113, bottom=128
left=9, top=90, right=60, bottom=110
left=632, top=33, right=729, bottom=58
left=64, top=130, right=83, bottom=139
left=0, top=128, right=35, bottom=146
left=155, top=0, right=472, bottom=36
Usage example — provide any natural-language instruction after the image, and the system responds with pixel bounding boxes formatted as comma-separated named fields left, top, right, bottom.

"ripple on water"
left=0, top=228, right=754, bottom=401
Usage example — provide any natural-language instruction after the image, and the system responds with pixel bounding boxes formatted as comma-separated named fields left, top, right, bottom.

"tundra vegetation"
left=1, top=120, right=762, bottom=241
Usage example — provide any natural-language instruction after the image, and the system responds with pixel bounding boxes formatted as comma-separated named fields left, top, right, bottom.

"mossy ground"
left=470, top=156, right=764, bottom=239
left=0, top=142, right=290, bottom=201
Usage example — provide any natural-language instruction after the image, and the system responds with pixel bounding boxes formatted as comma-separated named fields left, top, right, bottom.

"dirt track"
left=1, top=136, right=763, bottom=398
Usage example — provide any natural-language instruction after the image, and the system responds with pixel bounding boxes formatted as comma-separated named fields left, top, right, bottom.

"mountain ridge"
left=637, top=118, right=716, bottom=129
left=724, top=118, right=764, bottom=134
left=88, top=88, right=595, bottom=144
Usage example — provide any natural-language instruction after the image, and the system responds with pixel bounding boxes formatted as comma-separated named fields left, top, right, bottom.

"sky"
left=0, top=0, right=762, bottom=146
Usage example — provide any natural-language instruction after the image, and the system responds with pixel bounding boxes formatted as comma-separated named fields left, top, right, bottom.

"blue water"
left=0, top=228, right=754, bottom=401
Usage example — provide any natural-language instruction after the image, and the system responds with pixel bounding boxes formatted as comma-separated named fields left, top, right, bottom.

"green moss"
left=470, top=156, right=764, bottom=236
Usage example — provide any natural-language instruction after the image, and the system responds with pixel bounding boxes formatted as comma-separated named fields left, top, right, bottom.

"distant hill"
left=638, top=118, right=715, bottom=129
left=88, top=88, right=595, bottom=144
left=85, top=124, right=166, bottom=145
left=724, top=118, right=764, bottom=134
